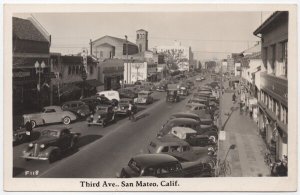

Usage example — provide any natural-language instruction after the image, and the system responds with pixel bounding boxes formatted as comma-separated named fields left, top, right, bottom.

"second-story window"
left=269, top=45, right=276, bottom=75
left=68, top=65, right=71, bottom=75
left=282, top=41, right=288, bottom=77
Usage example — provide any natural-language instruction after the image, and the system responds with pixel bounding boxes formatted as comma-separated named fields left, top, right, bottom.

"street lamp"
left=35, top=61, right=46, bottom=108
left=125, top=35, right=129, bottom=84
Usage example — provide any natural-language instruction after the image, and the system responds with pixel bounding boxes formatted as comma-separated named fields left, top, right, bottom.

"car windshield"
left=41, top=129, right=59, bottom=137
left=128, top=159, right=141, bottom=174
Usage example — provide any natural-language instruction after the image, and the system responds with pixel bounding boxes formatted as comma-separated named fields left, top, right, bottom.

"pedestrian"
left=24, top=121, right=32, bottom=141
left=232, top=93, right=236, bottom=104
left=128, top=101, right=135, bottom=121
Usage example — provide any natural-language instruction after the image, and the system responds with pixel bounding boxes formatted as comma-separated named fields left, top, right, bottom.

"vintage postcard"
left=3, top=3, right=297, bottom=192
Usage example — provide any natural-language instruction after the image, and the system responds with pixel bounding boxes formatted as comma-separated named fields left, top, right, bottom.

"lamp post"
left=35, top=61, right=46, bottom=108
left=125, top=35, right=129, bottom=84
left=133, top=63, right=141, bottom=82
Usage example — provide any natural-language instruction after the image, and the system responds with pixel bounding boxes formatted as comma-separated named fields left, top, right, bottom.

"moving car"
left=61, top=101, right=91, bottom=118
left=166, top=89, right=180, bottom=102
left=81, top=97, right=111, bottom=113
left=87, top=105, right=115, bottom=127
left=134, top=90, right=154, bottom=104
left=148, top=135, right=212, bottom=162
left=22, top=128, right=80, bottom=163
left=118, top=154, right=213, bottom=178
left=177, top=86, right=189, bottom=96
left=23, top=106, right=77, bottom=128
left=115, top=98, right=137, bottom=116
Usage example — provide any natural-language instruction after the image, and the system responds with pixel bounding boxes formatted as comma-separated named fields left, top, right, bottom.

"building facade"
left=254, top=11, right=288, bottom=161
left=13, top=17, right=51, bottom=113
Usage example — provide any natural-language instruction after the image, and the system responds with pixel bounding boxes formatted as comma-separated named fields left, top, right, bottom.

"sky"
left=15, top=12, right=273, bottom=61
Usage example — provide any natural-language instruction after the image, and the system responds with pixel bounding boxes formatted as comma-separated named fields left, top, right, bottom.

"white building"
left=155, top=40, right=193, bottom=71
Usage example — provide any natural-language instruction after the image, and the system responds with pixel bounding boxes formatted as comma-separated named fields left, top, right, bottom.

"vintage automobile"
left=23, top=106, right=77, bottom=128
left=158, top=118, right=218, bottom=142
left=134, top=90, right=154, bottom=104
left=118, top=153, right=213, bottom=178
left=170, top=127, right=216, bottom=147
left=114, top=98, right=137, bottom=116
left=187, top=98, right=209, bottom=107
left=97, top=90, right=120, bottom=105
left=61, top=101, right=91, bottom=118
left=87, top=105, right=115, bottom=127
left=170, top=112, right=215, bottom=127
left=177, top=86, right=189, bottom=96
left=81, top=97, right=111, bottom=113
left=148, top=135, right=212, bottom=162
left=22, top=128, right=80, bottom=163
left=185, top=102, right=208, bottom=111
left=13, top=127, right=28, bottom=143
left=166, top=89, right=180, bottom=103
left=118, top=88, right=138, bottom=99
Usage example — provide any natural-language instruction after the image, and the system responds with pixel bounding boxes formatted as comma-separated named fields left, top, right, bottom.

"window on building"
left=75, top=66, right=79, bottom=75
left=281, top=105, right=287, bottom=125
left=68, top=66, right=71, bottom=75
left=273, top=99, right=277, bottom=113
left=276, top=102, right=281, bottom=120
left=270, top=45, right=276, bottom=75
left=90, top=65, right=94, bottom=75
left=282, top=41, right=288, bottom=77
left=139, top=44, right=142, bottom=52
left=72, top=66, right=75, bottom=75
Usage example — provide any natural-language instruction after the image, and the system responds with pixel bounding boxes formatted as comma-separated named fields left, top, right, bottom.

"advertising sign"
left=130, top=63, right=147, bottom=83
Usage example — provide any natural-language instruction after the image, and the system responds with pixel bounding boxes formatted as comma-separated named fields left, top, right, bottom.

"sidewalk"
left=218, top=83, right=270, bottom=177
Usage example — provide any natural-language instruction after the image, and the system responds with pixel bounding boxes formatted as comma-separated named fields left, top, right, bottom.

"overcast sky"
left=15, top=12, right=272, bottom=60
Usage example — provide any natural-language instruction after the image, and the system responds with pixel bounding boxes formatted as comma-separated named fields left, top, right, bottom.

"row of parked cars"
left=118, top=75, right=222, bottom=178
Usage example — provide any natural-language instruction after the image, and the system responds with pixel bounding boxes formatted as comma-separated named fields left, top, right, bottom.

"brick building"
left=254, top=11, right=288, bottom=161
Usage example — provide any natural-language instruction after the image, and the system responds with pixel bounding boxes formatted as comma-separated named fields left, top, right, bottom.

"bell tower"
left=136, top=29, right=148, bottom=53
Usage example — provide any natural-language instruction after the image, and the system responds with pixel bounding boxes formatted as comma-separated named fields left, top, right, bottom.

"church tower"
left=136, top=29, right=148, bottom=53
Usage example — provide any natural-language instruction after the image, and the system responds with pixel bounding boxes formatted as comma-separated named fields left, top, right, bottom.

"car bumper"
left=22, top=154, right=48, bottom=160
left=87, top=119, right=105, bottom=126
left=115, top=110, right=129, bottom=115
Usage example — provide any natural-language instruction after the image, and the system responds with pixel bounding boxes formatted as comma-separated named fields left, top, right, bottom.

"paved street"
left=218, top=81, right=270, bottom=177
left=13, top=81, right=197, bottom=178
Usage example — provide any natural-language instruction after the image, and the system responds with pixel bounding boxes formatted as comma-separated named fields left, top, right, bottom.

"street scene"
left=12, top=11, right=288, bottom=178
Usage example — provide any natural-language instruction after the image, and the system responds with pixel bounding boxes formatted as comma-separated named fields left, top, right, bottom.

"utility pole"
left=125, top=35, right=129, bottom=84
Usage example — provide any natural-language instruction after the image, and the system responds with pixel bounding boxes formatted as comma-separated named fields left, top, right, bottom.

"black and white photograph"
left=3, top=3, right=297, bottom=192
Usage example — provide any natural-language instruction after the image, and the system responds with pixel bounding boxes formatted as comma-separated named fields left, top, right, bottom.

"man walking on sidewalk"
left=128, top=101, right=135, bottom=121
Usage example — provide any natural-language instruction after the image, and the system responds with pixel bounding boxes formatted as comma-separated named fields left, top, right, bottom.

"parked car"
left=134, top=90, right=154, bottom=104
left=166, top=89, right=180, bottom=102
left=158, top=118, right=218, bottom=142
left=21, top=128, right=80, bottom=163
left=97, top=90, right=120, bottom=105
left=118, top=154, right=213, bottom=178
left=118, top=88, right=138, bottom=99
left=114, top=98, right=137, bottom=116
left=156, top=83, right=167, bottom=92
left=148, top=135, right=212, bottom=162
left=170, top=127, right=216, bottom=147
left=187, top=98, right=209, bottom=107
left=23, top=106, right=77, bottom=128
left=169, top=112, right=215, bottom=127
left=61, top=101, right=91, bottom=118
left=87, top=105, right=115, bottom=127
left=13, top=127, right=28, bottom=143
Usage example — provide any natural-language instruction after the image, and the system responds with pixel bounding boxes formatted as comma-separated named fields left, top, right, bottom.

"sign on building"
left=81, top=48, right=88, bottom=73
left=124, top=62, right=147, bottom=84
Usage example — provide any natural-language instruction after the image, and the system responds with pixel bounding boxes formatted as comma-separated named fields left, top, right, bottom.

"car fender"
left=30, top=116, right=44, bottom=126
left=42, top=146, right=60, bottom=157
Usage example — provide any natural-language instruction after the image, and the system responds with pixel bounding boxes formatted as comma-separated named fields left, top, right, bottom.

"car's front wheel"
left=63, top=116, right=71, bottom=125
left=48, top=149, right=61, bottom=163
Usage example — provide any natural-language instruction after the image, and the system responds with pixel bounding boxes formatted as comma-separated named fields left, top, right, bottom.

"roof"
left=169, top=117, right=199, bottom=124
left=133, top=154, right=178, bottom=168
left=92, top=35, right=136, bottom=46
left=254, top=11, right=288, bottom=35
left=43, top=106, right=61, bottom=109
left=136, top=29, right=148, bottom=32
left=61, top=55, right=98, bottom=64
left=13, top=17, right=49, bottom=43
left=171, top=126, right=197, bottom=134
left=171, top=112, right=199, bottom=118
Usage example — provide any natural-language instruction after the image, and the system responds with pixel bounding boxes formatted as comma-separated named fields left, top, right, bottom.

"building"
left=254, top=11, right=288, bottom=161
left=155, top=40, right=193, bottom=72
left=234, top=62, right=241, bottom=76
left=227, top=56, right=235, bottom=74
left=99, top=59, right=124, bottom=90
left=136, top=29, right=148, bottom=52
left=13, top=17, right=51, bottom=113
left=50, top=53, right=101, bottom=103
